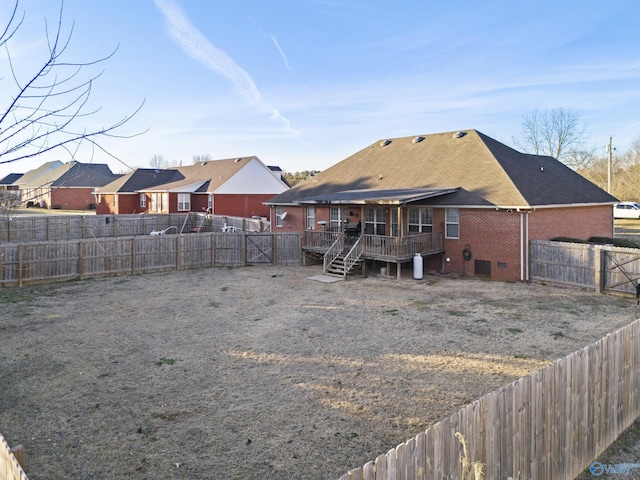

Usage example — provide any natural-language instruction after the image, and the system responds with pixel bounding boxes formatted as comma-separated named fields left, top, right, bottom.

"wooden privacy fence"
left=0, top=232, right=301, bottom=287
left=339, top=318, right=640, bottom=480
left=0, top=432, right=27, bottom=480
left=530, top=240, right=640, bottom=297
left=0, top=213, right=268, bottom=243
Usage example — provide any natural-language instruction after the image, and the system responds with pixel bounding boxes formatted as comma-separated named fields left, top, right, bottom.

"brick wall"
left=50, top=187, right=95, bottom=210
left=439, top=209, right=523, bottom=282
left=528, top=205, right=613, bottom=240
left=214, top=194, right=274, bottom=218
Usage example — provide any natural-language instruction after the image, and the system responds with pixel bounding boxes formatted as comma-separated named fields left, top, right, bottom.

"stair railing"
left=323, top=233, right=344, bottom=273
left=342, top=236, right=364, bottom=277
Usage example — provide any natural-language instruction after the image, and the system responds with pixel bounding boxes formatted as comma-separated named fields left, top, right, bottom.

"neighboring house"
left=95, top=169, right=183, bottom=214
left=265, top=130, right=618, bottom=282
left=12, top=161, right=64, bottom=207
left=95, top=156, right=289, bottom=218
left=0, top=173, right=24, bottom=206
left=16, top=161, right=121, bottom=210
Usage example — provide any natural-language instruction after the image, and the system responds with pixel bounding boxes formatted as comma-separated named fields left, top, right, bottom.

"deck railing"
left=303, top=230, right=341, bottom=252
left=304, top=231, right=442, bottom=259
left=342, top=236, right=364, bottom=277
left=361, top=232, right=443, bottom=259
left=322, top=234, right=344, bottom=273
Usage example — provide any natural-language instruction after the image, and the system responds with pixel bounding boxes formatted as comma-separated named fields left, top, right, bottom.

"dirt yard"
left=1, top=265, right=639, bottom=480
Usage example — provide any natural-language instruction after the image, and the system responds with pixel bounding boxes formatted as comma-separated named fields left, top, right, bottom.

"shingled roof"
left=266, top=130, right=617, bottom=208
left=95, top=169, right=184, bottom=194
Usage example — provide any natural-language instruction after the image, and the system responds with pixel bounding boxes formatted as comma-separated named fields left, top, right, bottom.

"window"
left=391, top=209, right=399, bottom=237
left=208, top=194, right=213, bottom=212
left=365, top=207, right=386, bottom=235
left=177, top=193, right=190, bottom=211
left=445, top=208, right=459, bottom=239
left=275, top=206, right=284, bottom=228
left=139, top=193, right=146, bottom=208
left=306, top=206, right=315, bottom=230
left=330, top=207, right=342, bottom=231
left=408, top=207, right=433, bottom=233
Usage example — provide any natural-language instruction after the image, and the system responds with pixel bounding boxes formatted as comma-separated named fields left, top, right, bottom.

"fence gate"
left=602, top=249, right=640, bottom=296
left=245, top=233, right=273, bottom=264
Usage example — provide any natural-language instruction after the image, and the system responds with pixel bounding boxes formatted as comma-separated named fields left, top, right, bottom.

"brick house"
left=0, top=173, right=23, bottom=207
left=95, top=156, right=289, bottom=218
left=265, top=130, right=617, bottom=281
left=13, top=161, right=120, bottom=210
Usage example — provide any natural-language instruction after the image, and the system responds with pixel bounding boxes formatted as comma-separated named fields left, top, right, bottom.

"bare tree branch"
left=512, top=107, right=587, bottom=162
left=0, top=0, right=146, bottom=171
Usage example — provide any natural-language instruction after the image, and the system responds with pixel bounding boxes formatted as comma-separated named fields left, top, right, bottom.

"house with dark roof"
left=0, top=173, right=24, bottom=206
left=265, top=130, right=618, bottom=282
left=95, top=156, right=289, bottom=218
left=11, top=161, right=120, bottom=209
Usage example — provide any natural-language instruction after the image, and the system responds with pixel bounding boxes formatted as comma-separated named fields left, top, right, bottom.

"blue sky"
left=1, top=0, right=639, bottom=178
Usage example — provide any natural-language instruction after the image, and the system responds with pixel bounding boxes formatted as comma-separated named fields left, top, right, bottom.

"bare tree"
left=513, top=107, right=587, bottom=162
left=149, top=154, right=171, bottom=169
left=0, top=0, right=144, bottom=169
left=192, top=154, right=211, bottom=164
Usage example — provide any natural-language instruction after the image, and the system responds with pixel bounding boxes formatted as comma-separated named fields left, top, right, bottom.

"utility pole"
left=607, top=136, right=613, bottom=193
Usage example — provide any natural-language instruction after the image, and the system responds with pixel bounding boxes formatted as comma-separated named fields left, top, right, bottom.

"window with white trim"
left=306, top=206, right=315, bottom=230
left=445, top=208, right=459, bottom=239
left=139, top=193, right=146, bottom=208
left=408, top=207, right=433, bottom=233
left=365, top=207, right=386, bottom=235
left=275, top=206, right=284, bottom=228
left=177, top=193, right=190, bottom=211
left=330, top=207, right=342, bottom=232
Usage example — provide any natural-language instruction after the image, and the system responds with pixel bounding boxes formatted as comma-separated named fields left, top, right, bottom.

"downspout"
left=519, top=211, right=530, bottom=282
left=526, top=212, right=530, bottom=281
left=520, top=212, right=525, bottom=281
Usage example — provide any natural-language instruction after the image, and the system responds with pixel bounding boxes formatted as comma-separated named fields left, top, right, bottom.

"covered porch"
left=299, top=187, right=455, bottom=278
left=303, top=230, right=444, bottom=278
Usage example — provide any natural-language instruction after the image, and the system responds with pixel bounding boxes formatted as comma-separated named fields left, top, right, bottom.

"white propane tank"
left=413, top=253, right=423, bottom=280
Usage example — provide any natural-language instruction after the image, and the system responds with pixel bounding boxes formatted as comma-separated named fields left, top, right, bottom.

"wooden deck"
left=303, top=231, right=444, bottom=262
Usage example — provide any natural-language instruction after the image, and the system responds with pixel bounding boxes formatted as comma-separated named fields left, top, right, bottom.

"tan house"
left=95, top=156, right=289, bottom=219
left=265, top=130, right=617, bottom=281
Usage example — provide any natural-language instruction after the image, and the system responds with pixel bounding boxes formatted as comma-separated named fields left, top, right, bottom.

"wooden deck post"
left=9, top=444, right=24, bottom=469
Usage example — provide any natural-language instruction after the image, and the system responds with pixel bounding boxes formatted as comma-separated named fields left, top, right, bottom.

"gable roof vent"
left=412, top=136, right=425, bottom=143
left=453, top=131, right=467, bottom=139
left=379, top=139, right=391, bottom=147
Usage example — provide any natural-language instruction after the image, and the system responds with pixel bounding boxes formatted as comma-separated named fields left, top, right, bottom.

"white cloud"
left=270, top=35, right=291, bottom=71
left=153, top=0, right=295, bottom=133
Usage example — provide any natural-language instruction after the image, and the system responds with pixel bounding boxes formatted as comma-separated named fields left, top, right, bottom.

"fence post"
left=241, top=232, right=247, bottom=266
left=79, top=240, right=84, bottom=280
left=594, top=246, right=602, bottom=294
left=272, top=232, right=277, bottom=266
left=131, top=237, right=136, bottom=275
left=18, top=244, right=23, bottom=287
left=176, top=235, right=181, bottom=271
left=211, top=233, right=216, bottom=267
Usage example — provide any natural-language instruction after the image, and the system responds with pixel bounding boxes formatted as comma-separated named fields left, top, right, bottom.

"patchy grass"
left=445, top=309, right=468, bottom=317
left=156, top=357, right=177, bottom=366
left=412, top=300, right=429, bottom=311
left=0, top=289, right=33, bottom=304
left=507, top=327, right=523, bottom=334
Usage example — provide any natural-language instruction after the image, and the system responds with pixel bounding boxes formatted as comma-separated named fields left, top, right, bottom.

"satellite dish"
left=279, top=211, right=288, bottom=220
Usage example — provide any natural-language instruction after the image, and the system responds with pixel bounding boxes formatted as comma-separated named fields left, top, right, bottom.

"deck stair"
left=324, top=251, right=363, bottom=277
